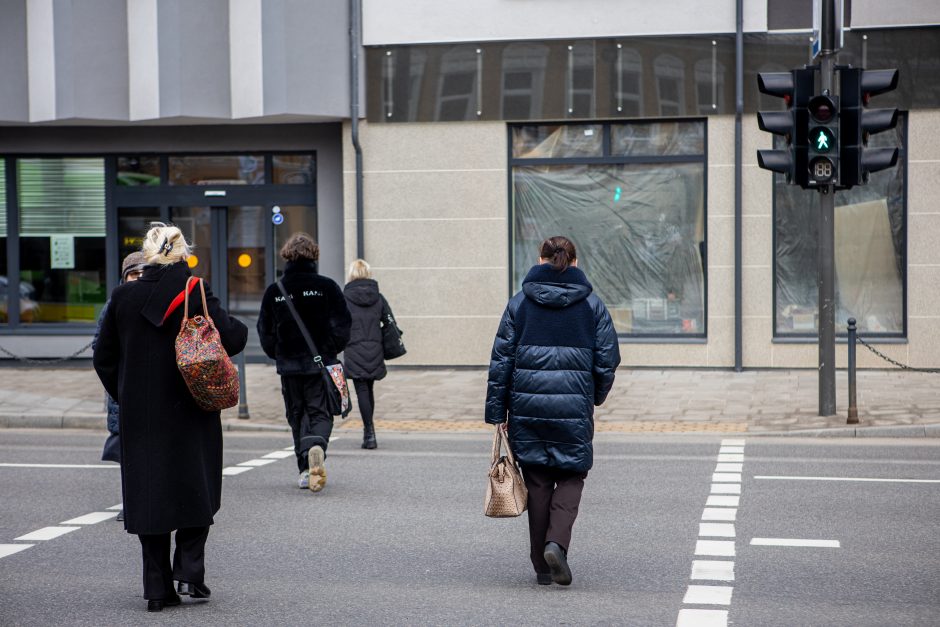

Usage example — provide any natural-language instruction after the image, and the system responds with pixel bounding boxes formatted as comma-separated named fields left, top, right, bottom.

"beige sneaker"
left=308, top=445, right=326, bottom=492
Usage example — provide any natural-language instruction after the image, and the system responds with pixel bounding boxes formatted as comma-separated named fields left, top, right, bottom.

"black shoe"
left=536, top=572, right=552, bottom=585
left=361, top=433, right=377, bottom=449
left=147, top=594, right=181, bottom=612
left=177, top=581, right=211, bottom=599
left=116, top=509, right=124, bottom=522
left=543, top=542, right=572, bottom=586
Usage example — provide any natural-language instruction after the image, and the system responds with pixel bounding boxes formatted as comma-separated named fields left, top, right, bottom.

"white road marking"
left=0, top=463, right=118, bottom=469
left=237, top=459, right=277, bottom=467
left=699, top=523, right=735, bottom=538
left=222, top=466, right=252, bottom=476
left=691, top=560, right=734, bottom=581
left=282, top=446, right=294, bottom=451
left=683, top=585, right=733, bottom=605
left=755, top=475, right=940, bottom=484
left=706, top=495, right=739, bottom=507
left=721, top=438, right=746, bottom=446
left=702, top=508, right=737, bottom=522
left=107, top=504, right=123, bottom=511
left=717, top=454, right=744, bottom=463
left=15, top=526, right=81, bottom=541
left=676, top=608, right=728, bottom=627
left=695, top=540, right=735, bottom=557
left=262, top=451, right=294, bottom=459
left=712, top=473, right=742, bottom=483
left=61, top=512, right=118, bottom=525
left=710, top=483, right=741, bottom=495
left=718, top=446, right=744, bottom=454
left=715, top=463, right=742, bottom=473
left=0, top=544, right=34, bottom=559
left=751, top=538, right=840, bottom=548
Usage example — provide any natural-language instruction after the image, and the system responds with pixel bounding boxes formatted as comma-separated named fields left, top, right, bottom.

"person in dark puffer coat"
left=343, top=259, right=388, bottom=449
left=485, top=235, right=620, bottom=587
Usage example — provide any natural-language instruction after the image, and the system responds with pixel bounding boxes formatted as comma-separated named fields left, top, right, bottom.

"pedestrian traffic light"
left=838, top=67, right=899, bottom=189
left=806, top=94, right=839, bottom=187
left=756, top=68, right=814, bottom=188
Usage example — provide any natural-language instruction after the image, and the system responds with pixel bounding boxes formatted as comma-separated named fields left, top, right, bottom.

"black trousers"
left=351, top=378, right=375, bottom=425
left=521, top=465, right=587, bottom=573
left=281, top=374, right=333, bottom=472
left=138, top=526, right=209, bottom=600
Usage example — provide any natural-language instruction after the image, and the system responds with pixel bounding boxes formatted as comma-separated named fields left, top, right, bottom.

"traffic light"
left=806, top=94, right=839, bottom=187
left=756, top=68, right=814, bottom=188
left=838, top=67, right=899, bottom=189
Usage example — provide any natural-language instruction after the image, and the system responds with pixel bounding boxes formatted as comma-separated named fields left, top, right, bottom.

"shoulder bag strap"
left=180, top=276, right=200, bottom=330
left=164, top=277, right=199, bottom=327
left=276, top=280, right=325, bottom=370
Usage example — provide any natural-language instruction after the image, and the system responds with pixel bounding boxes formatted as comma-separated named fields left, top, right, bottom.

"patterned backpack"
left=175, top=276, right=240, bottom=411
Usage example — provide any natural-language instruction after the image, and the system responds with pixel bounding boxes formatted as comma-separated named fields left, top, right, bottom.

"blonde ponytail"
left=142, top=222, right=192, bottom=265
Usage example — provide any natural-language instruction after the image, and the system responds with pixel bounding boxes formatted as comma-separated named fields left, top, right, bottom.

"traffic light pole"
left=817, top=48, right=837, bottom=416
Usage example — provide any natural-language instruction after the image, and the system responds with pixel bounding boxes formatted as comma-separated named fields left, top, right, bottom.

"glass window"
left=511, top=121, right=706, bottom=337
left=118, top=208, right=160, bottom=263
left=774, top=121, right=906, bottom=337
left=567, top=43, right=596, bottom=117
left=0, top=159, right=7, bottom=323
left=274, top=205, right=318, bottom=277
left=17, top=158, right=106, bottom=324
left=512, top=125, right=603, bottom=159
left=613, top=46, right=644, bottom=117
left=612, top=121, right=704, bottom=156
left=169, top=155, right=264, bottom=186
left=501, top=44, right=549, bottom=120
left=436, top=46, right=480, bottom=121
left=117, top=156, right=161, bottom=186
left=272, top=155, right=316, bottom=185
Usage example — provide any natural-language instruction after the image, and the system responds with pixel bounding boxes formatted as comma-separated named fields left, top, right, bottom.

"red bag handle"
left=160, top=277, right=200, bottom=326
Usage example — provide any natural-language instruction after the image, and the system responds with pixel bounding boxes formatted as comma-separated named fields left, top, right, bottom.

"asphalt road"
left=0, top=430, right=938, bottom=626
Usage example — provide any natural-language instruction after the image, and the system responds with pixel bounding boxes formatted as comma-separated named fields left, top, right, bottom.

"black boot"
left=361, top=417, right=377, bottom=449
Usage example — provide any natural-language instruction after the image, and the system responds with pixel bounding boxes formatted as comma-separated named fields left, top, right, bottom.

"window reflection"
left=654, top=54, right=685, bottom=116
left=501, top=44, right=548, bottom=120
left=567, top=44, right=595, bottom=118
left=169, top=155, right=264, bottom=186
left=436, top=46, right=479, bottom=121
left=117, top=156, right=160, bottom=186
left=615, top=46, right=643, bottom=116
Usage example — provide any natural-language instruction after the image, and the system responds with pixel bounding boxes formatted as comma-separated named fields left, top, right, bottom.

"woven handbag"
left=484, top=426, right=528, bottom=518
left=175, top=277, right=240, bottom=412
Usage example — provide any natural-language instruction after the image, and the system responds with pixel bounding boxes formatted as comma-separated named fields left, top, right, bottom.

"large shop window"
left=511, top=121, right=706, bottom=337
left=17, top=158, right=107, bottom=324
left=774, top=119, right=907, bottom=337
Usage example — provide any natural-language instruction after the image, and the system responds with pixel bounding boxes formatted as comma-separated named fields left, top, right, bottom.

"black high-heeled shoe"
left=147, top=594, right=181, bottom=612
left=177, top=581, right=211, bottom=599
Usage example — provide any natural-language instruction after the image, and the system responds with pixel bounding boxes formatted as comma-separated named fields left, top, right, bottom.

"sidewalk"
left=1, top=364, right=939, bottom=437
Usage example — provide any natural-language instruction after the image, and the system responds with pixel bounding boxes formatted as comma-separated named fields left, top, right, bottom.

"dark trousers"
left=138, top=526, right=209, bottom=600
left=521, top=465, right=587, bottom=573
left=281, top=374, right=333, bottom=472
left=352, top=378, right=375, bottom=425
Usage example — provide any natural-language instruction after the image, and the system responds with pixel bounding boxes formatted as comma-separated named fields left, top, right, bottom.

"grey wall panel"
left=53, top=0, right=129, bottom=120
left=0, top=0, right=28, bottom=122
left=853, top=0, right=940, bottom=28
left=158, top=0, right=231, bottom=118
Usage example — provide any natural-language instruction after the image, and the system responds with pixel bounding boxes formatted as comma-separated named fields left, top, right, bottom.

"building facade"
left=2, top=0, right=939, bottom=368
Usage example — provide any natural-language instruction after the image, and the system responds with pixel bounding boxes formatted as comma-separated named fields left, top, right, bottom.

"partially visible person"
left=257, top=233, right=351, bottom=492
left=342, top=259, right=392, bottom=450
left=484, top=235, right=620, bottom=587
left=92, top=251, right=147, bottom=523
left=93, top=223, right=247, bottom=612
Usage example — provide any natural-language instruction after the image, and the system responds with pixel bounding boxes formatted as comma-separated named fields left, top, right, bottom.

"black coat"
left=93, top=301, right=121, bottom=463
left=485, top=264, right=620, bottom=473
left=257, top=260, right=351, bottom=375
left=93, top=262, right=248, bottom=535
left=343, top=279, right=387, bottom=381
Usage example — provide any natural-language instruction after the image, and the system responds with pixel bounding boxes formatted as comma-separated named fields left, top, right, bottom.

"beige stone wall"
left=343, top=111, right=940, bottom=368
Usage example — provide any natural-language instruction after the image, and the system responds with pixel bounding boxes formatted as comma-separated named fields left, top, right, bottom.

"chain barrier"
left=0, top=340, right=95, bottom=366
left=856, top=336, right=940, bottom=374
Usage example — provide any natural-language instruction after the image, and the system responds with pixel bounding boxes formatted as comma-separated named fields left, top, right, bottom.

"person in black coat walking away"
left=93, top=250, right=147, bottom=523
left=93, top=223, right=248, bottom=612
left=485, top=235, right=620, bottom=587
left=257, top=233, right=351, bottom=492
left=343, top=259, right=391, bottom=449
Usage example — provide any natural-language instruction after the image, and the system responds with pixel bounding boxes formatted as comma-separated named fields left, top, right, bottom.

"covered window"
left=511, top=121, right=706, bottom=337
left=774, top=118, right=907, bottom=337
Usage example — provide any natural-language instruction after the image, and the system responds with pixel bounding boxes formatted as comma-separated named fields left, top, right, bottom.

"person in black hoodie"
left=257, top=233, right=351, bottom=492
left=485, top=235, right=620, bottom=587
left=343, top=259, right=390, bottom=449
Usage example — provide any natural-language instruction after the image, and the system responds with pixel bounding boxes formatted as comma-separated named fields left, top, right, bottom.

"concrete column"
left=26, top=0, right=56, bottom=122
left=128, top=0, right=160, bottom=120
left=229, top=0, right=264, bottom=119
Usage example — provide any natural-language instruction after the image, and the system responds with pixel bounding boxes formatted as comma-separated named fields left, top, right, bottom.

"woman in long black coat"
left=93, top=223, right=247, bottom=612
left=343, top=259, right=388, bottom=449
left=485, top=235, right=620, bottom=587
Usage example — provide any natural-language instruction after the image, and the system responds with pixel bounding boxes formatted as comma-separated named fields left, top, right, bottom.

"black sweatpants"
left=281, top=374, right=333, bottom=472
left=521, top=465, right=588, bottom=574
left=138, top=526, right=209, bottom=600
left=352, top=378, right=375, bottom=424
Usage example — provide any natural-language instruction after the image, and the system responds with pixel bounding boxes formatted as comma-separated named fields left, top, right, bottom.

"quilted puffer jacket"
left=484, top=263, right=621, bottom=473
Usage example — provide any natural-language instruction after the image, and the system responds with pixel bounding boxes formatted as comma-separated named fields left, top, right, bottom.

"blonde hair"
left=348, top=259, right=372, bottom=281
left=142, top=222, right=192, bottom=265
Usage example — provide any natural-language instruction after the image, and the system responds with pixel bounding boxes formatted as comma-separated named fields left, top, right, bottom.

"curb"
left=747, top=423, right=940, bottom=438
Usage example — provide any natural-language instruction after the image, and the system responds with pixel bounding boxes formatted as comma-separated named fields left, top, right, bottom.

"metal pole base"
left=846, top=409, right=858, bottom=424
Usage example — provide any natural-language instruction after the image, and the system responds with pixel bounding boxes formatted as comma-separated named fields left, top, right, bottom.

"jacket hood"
left=343, top=278, right=380, bottom=307
left=138, top=262, right=193, bottom=327
left=521, top=263, right=592, bottom=309
left=283, top=259, right=318, bottom=275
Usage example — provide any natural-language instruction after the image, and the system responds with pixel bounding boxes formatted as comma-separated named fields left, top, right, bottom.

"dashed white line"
left=751, top=538, right=840, bottom=548
left=677, top=609, right=728, bottom=627
left=691, top=560, right=735, bottom=581
left=717, top=454, right=744, bottom=462
left=699, top=523, right=736, bottom=538
left=695, top=540, right=736, bottom=557
left=710, top=483, right=741, bottom=495
left=0, top=544, right=34, bottom=559
left=683, top=584, right=734, bottom=605
left=702, top=508, right=737, bottom=521
left=107, top=504, right=123, bottom=511
left=237, top=459, right=278, bottom=467
left=755, top=475, right=940, bottom=484
left=0, top=463, right=118, bottom=469
left=221, top=466, right=252, bottom=476
left=262, top=451, right=294, bottom=459
left=715, top=463, right=742, bottom=473
left=718, top=446, right=745, bottom=454
left=61, top=512, right=118, bottom=525
left=15, top=526, right=81, bottom=541
left=712, top=473, right=742, bottom=483
left=705, top=495, right=739, bottom=507
left=721, top=439, right=746, bottom=446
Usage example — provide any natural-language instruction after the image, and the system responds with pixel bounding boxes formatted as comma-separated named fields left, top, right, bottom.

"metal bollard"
left=847, top=317, right=858, bottom=424
left=237, top=350, right=250, bottom=419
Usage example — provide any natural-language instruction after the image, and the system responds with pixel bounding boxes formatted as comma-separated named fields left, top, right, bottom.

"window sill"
left=773, top=336, right=908, bottom=344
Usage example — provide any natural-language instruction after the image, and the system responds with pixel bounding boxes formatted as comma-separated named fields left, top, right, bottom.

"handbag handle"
left=491, top=426, right=519, bottom=468
left=276, top=280, right=325, bottom=370
left=181, top=276, right=207, bottom=329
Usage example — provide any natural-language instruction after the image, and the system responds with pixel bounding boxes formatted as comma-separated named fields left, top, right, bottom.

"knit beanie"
left=121, top=251, right=148, bottom=281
